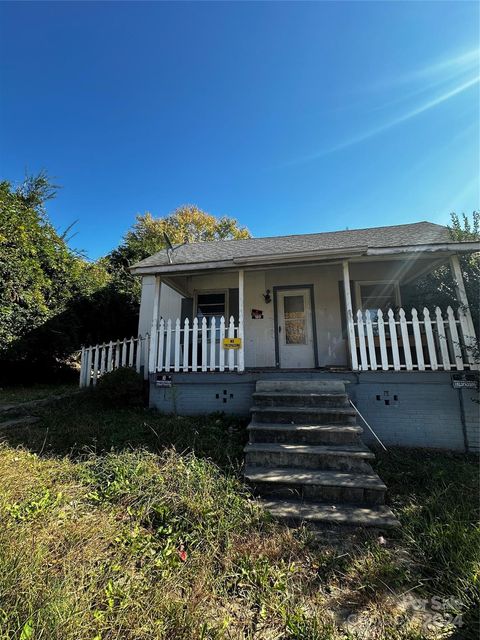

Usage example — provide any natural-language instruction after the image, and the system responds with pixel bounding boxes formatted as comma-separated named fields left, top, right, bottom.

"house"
left=126, top=221, right=479, bottom=447
left=78, top=220, right=479, bottom=525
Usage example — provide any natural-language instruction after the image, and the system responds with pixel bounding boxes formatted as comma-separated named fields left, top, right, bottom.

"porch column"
left=449, top=255, right=477, bottom=339
left=342, top=260, right=358, bottom=370
left=238, top=269, right=245, bottom=371
left=148, top=275, right=161, bottom=374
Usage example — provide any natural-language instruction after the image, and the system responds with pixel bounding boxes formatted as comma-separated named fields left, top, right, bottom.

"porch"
left=143, top=252, right=478, bottom=374
left=79, top=251, right=478, bottom=384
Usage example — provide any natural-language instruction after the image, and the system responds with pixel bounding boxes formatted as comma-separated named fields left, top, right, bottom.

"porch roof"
left=131, top=221, right=480, bottom=275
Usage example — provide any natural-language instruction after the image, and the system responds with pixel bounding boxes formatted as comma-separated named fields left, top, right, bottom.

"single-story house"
left=80, top=220, right=479, bottom=453
left=79, top=220, right=479, bottom=525
left=131, top=220, right=479, bottom=451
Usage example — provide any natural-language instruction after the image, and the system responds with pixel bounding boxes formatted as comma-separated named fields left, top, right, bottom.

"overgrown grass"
left=0, top=394, right=478, bottom=639
left=0, top=383, right=76, bottom=407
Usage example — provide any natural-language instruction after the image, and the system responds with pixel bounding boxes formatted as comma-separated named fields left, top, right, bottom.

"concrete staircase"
left=244, top=380, right=399, bottom=528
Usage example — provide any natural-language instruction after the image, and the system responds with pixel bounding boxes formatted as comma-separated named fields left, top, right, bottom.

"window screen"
left=359, top=283, right=397, bottom=314
left=196, top=292, right=226, bottom=321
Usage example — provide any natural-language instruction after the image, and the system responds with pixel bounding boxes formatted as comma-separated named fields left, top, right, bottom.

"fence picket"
left=165, top=319, right=172, bottom=372
left=128, top=337, right=135, bottom=367
left=157, top=319, right=165, bottom=372
left=356, top=310, right=368, bottom=371
left=100, top=344, right=106, bottom=375
left=107, top=341, right=114, bottom=372
left=182, top=318, right=190, bottom=371
left=209, top=317, right=216, bottom=371
left=377, top=310, right=389, bottom=370
left=219, top=316, right=225, bottom=372
left=411, top=308, right=425, bottom=371
left=435, top=307, right=450, bottom=370
left=114, top=341, right=120, bottom=369
left=399, top=308, right=413, bottom=371
left=174, top=318, right=181, bottom=372
left=201, top=317, right=207, bottom=372
left=135, top=337, right=141, bottom=373
left=121, top=338, right=127, bottom=367
left=365, top=310, right=377, bottom=370
left=446, top=307, right=464, bottom=370
left=192, top=318, right=198, bottom=371
left=388, top=309, right=400, bottom=370
left=238, top=317, right=245, bottom=371
left=92, top=344, right=100, bottom=386
left=423, top=308, right=438, bottom=370
left=143, top=334, right=150, bottom=379
left=85, top=346, right=93, bottom=387
left=79, top=347, right=86, bottom=388
left=228, top=316, right=235, bottom=370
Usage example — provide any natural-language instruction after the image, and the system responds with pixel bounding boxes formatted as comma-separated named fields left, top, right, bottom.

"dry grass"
left=0, top=393, right=478, bottom=639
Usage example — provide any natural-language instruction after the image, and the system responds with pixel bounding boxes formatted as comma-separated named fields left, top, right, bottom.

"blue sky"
left=0, top=1, right=478, bottom=259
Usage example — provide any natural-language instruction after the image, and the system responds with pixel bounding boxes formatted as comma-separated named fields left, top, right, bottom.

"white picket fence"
left=79, top=335, right=150, bottom=388
left=349, top=306, right=478, bottom=372
left=151, top=316, right=244, bottom=373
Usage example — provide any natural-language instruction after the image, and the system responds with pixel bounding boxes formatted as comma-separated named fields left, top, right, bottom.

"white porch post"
left=449, top=255, right=477, bottom=338
left=238, top=269, right=245, bottom=371
left=343, top=260, right=359, bottom=370
left=449, top=255, right=478, bottom=368
left=148, top=276, right=161, bottom=374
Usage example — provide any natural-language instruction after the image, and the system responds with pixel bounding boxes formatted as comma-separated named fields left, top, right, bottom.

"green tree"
left=403, top=212, right=479, bottom=329
left=106, top=205, right=251, bottom=300
left=0, top=174, right=112, bottom=380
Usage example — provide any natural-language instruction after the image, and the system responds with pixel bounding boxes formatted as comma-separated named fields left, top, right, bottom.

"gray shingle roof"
left=131, top=221, right=457, bottom=271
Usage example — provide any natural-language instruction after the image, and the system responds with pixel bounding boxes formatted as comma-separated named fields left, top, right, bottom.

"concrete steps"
left=244, top=442, right=375, bottom=472
left=252, top=392, right=349, bottom=408
left=261, top=499, right=400, bottom=528
left=245, top=466, right=386, bottom=505
left=244, top=379, right=398, bottom=528
left=247, top=422, right=363, bottom=445
left=250, top=406, right=357, bottom=425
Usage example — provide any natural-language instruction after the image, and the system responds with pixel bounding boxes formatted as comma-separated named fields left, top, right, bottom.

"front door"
left=277, top=288, right=315, bottom=368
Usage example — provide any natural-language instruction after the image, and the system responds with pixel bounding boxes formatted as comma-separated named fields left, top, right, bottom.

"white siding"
left=138, top=276, right=183, bottom=336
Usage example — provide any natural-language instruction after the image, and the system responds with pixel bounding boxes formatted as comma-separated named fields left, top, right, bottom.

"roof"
left=131, top=221, right=478, bottom=274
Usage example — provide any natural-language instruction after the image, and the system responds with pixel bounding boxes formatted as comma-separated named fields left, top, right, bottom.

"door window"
left=284, top=295, right=307, bottom=344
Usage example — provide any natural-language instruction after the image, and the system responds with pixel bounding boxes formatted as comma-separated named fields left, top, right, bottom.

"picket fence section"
left=79, top=335, right=149, bottom=388
left=349, top=305, right=478, bottom=372
left=151, top=316, right=244, bottom=373
left=79, top=306, right=478, bottom=386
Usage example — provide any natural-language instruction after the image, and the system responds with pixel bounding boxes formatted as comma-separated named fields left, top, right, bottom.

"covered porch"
left=145, top=252, right=478, bottom=375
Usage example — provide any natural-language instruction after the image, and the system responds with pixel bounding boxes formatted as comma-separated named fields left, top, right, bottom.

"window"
left=356, top=281, right=400, bottom=317
left=283, top=295, right=307, bottom=344
left=195, top=291, right=227, bottom=322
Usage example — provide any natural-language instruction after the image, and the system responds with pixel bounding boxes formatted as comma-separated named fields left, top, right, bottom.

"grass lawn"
left=0, top=391, right=478, bottom=639
left=0, top=383, right=77, bottom=408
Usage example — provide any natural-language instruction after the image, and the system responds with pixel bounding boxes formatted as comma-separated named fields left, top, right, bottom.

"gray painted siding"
left=149, top=371, right=479, bottom=453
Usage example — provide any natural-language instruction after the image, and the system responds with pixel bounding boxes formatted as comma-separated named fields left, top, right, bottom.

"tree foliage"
left=0, top=182, right=251, bottom=381
left=106, top=205, right=251, bottom=301
left=403, top=212, right=479, bottom=329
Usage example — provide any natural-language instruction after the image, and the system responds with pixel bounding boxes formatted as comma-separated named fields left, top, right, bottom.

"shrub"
left=95, top=367, right=144, bottom=407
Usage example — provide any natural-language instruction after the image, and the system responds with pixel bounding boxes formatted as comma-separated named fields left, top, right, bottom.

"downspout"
left=457, top=388, right=469, bottom=453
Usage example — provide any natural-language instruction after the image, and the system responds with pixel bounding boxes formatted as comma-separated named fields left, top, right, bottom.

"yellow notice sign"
left=223, top=337, right=241, bottom=350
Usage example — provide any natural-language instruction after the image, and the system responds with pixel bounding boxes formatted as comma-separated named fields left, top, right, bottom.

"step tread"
left=245, top=466, right=386, bottom=489
left=247, top=422, right=362, bottom=433
left=252, top=392, right=347, bottom=398
left=244, top=442, right=375, bottom=458
left=260, top=499, right=400, bottom=528
left=251, top=406, right=356, bottom=415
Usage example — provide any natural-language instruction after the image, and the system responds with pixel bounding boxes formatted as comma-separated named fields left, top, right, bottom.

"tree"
left=403, top=212, right=479, bottom=330
left=106, top=205, right=251, bottom=301
left=0, top=174, right=114, bottom=380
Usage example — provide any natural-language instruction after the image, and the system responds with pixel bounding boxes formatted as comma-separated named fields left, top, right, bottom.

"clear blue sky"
left=1, top=1, right=478, bottom=259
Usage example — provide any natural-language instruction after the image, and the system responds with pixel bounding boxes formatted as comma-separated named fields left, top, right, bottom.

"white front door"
left=277, top=288, right=315, bottom=368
